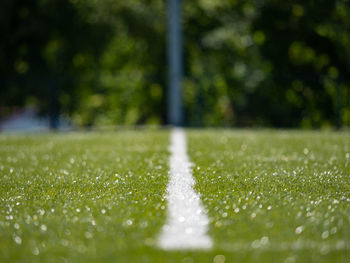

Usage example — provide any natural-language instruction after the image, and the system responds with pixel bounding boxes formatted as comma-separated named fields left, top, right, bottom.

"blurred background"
left=0, top=0, right=349, bottom=131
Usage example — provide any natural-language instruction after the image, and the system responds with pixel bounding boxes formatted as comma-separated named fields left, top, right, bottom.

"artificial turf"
left=188, top=129, right=350, bottom=262
left=0, top=131, right=171, bottom=262
left=0, top=129, right=349, bottom=263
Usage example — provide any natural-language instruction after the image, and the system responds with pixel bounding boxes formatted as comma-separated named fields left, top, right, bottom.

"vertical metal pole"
left=167, top=0, right=183, bottom=126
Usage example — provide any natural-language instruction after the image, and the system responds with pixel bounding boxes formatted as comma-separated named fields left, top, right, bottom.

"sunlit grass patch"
left=188, top=129, right=350, bottom=262
left=1, top=129, right=350, bottom=263
left=0, top=131, right=169, bottom=262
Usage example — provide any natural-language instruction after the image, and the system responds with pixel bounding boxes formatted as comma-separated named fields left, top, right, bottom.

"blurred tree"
left=0, top=0, right=112, bottom=126
left=0, top=0, right=349, bottom=128
left=252, top=0, right=350, bottom=127
left=183, top=0, right=269, bottom=126
left=183, top=0, right=350, bottom=127
left=69, top=0, right=167, bottom=126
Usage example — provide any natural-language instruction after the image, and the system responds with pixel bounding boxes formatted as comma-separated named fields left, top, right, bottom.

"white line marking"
left=158, top=128, right=212, bottom=250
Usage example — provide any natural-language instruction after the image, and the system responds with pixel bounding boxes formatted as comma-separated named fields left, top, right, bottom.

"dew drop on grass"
left=40, top=224, right=47, bottom=232
left=126, top=219, right=133, bottom=226
left=336, top=240, right=345, bottom=250
left=13, top=235, right=22, bottom=245
left=261, top=236, right=269, bottom=245
left=322, top=231, right=329, bottom=239
left=295, top=226, right=304, bottom=234
left=320, top=244, right=330, bottom=255
left=251, top=239, right=260, bottom=249
left=330, top=227, right=337, bottom=234
left=213, top=254, right=226, bottom=263
left=101, top=209, right=106, bottom=214
left=85, top=232, right=93, bottom=239
left=32, top=247, right=40, bottom=255
left=38, top=209, right=45, bottom=216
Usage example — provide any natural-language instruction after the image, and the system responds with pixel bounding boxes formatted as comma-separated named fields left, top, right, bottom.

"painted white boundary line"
left=158, top=128, right=212, bottom=250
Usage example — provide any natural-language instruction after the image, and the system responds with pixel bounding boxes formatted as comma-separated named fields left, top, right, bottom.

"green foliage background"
left=1, top=0, right=349, bottom=128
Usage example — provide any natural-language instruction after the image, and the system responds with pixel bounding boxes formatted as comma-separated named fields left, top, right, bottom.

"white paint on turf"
left=158, top=128, right=212, bottom=250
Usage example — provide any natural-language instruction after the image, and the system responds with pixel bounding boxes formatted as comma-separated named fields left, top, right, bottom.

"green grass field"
left=188, top=130, right=350, bottom=262
left=0, top=129, right=349, bottom=262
